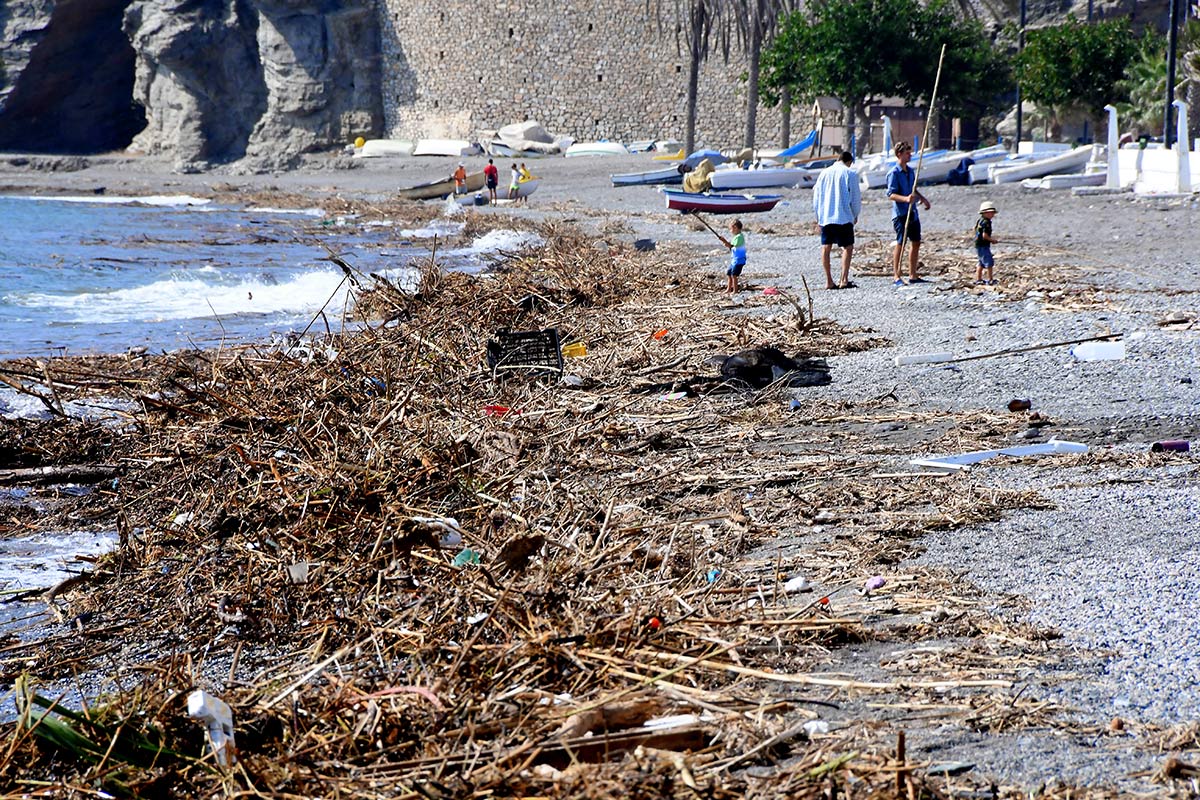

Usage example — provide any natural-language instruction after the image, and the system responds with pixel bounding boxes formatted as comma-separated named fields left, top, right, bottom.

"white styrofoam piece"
left=911, top=439, right=1089, bottom=471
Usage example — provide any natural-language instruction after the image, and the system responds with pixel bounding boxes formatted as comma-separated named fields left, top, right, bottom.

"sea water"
left=0, top=194, right=543, bottom=361
left=0, top=194, right=381, bottom=358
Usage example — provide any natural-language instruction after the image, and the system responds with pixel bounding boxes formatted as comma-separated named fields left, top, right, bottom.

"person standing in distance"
left=812, top=150, right=862, bottom=290
left=483, top=158, right=499, bottom=203
left=508, top=163, right=521, bottom=200
left=452, top=161, right=468, bottom=195
left=886, top=141, right=931, bottom=285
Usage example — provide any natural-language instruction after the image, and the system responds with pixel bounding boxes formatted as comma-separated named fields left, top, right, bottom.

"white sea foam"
left=448, top=229, right=545, bottom=257
left=0, top=529, right=118, bottom=591
left=12, top=269, right=350, bottom=324
left=13, top=194, right=212, bottom=207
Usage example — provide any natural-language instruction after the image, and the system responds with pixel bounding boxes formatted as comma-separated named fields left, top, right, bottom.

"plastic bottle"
left=1070, top=340, right=1125, bottom=361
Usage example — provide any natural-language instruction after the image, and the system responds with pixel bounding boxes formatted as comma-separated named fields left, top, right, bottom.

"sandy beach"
left=1, top=150, right=1198, bottom=795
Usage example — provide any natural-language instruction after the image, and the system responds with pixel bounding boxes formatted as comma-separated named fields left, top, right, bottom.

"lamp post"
left=1165, top=0, right=1181, bottom=147
left=1015, top=0, right=1026, bottom=148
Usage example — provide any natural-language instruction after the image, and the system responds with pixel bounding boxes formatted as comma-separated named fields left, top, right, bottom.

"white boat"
left=354, top=139, right=415, bottom=158
left=709, top=165, right=817, bottom=190
left=565, top=141, right=629, bottom=157
left=612, top=165, right=684, bottom=186
left=915, top=144, right=1009, bottom=185
left=989, top=145, right=1094, bottom=184
left=857, top=149, right=951, bottom=189
left=413, top=139, right=480, bottom=157
left=456, top=178, right=541, bottom=204
left=1020, top=167, right=1107, bottom=190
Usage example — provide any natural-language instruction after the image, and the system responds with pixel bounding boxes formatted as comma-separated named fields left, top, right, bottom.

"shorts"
left=486, top=177, right=498, bottom=189
left=892, top=215, right=921, bottom=243
left=820, top=222, right=855, bottom=248
left=509, top=183, right=519, bottom=193
left=727, top=261, right=745, bottom=277
left=976, top=245, right=994, bottom=268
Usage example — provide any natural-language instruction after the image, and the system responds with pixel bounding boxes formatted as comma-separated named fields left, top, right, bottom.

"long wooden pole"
left=691, top=210, right=729, bottom=245
left=897, top=43, right=947, bottom=276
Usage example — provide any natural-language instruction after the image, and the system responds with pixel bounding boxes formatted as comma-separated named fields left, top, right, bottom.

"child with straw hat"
left=974, top=200, right=1000, bottom=285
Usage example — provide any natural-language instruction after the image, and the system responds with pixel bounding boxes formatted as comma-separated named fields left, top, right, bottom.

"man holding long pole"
left=887, top=141, right=932, bottom=285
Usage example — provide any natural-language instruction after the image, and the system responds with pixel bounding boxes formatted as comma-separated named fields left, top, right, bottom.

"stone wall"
left=377, top=0, right=797, bottom=149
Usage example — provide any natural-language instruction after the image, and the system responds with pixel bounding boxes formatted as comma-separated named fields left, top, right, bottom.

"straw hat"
left=979, top=200, right=997, bottom=213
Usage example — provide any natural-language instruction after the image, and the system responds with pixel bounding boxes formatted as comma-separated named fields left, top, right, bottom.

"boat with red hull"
left=662, top=189, right=782, bottom=214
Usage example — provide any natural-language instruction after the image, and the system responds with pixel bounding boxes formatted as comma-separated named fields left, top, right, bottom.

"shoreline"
left=0, top=152, right=1198, bottom=793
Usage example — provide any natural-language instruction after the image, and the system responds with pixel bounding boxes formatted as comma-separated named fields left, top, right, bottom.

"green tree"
left=760, top=0, right=1009, bottom=153
left=1015, top=16, right=1137, bottom=134
left=1115, top=30, right=1188, bottom=134
left=911, top=2, right=1012, bottom=121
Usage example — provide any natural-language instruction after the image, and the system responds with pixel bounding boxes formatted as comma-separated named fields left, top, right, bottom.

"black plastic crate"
left=486, top=328, right=563, bottom=375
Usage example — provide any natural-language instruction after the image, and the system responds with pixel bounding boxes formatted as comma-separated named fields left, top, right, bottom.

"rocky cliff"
left=0, top=0, right=383, bottom=169
left=0, top=0, right=144, bottom=153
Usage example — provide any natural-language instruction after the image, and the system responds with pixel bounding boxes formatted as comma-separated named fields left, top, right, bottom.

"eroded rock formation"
left=0, top=0, right=143, bottom=153
left=0, top=0, right=383, bottom=168
left=125, top=0, right=382, bottom=169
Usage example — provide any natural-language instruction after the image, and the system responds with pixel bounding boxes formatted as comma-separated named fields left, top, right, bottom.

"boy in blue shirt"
left=974, top=200, right=999, bottom=285
left=886, top=141, right=932, bottom=285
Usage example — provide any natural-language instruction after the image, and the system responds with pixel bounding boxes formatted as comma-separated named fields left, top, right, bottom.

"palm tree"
left=733, top=0, right=801, bottom=148
left=1185, top=4, right=1200, bottom=141
left=649, top=0, right=730, bottom=154
left=1116, top=28, right=1190, bottom=135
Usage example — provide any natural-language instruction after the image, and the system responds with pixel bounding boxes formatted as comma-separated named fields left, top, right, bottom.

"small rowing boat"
left=709, top=166, right=817, bottom=190
left=662, top=189, right=782, bottom=214
left=565, top=141, right=629, bottom=157
left=397, top=171, right=486, bottom=200
left=611, top=165, right=685, bottom=186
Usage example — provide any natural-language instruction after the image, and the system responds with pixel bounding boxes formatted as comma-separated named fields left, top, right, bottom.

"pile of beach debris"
left=0, top=219, right=1190, bottom=799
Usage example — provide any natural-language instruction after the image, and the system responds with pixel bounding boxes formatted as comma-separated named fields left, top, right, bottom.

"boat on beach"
left=1021, top=170, right=1106, bottom=190
left=412, top=139, right=481, bottom=157
left=354, top=139, right=415, bottom=158
left=565, top=141, right=629, bottom=157
left=455, top=179, right=541, bottom=204
left=989, top=145, right=1095, bottom=184
left=397, top=171, right=486, bottom=200
left=662, top=189, right=783, bottom=214
left=709, top=165, right=817, bottom=190
left=611, top=165, right=685, bottom=186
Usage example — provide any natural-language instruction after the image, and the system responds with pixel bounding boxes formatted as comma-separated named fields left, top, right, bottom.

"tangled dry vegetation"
left=0, top=222, right=1194, bottom=798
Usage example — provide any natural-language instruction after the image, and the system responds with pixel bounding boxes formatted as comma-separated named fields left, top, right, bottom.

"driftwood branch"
left=0, top=464, right=123, bottom=486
